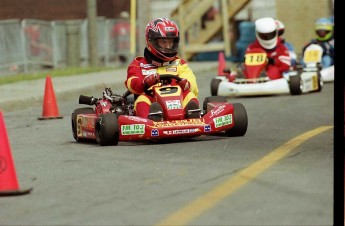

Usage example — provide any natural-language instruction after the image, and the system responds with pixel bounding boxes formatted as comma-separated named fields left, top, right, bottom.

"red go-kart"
left=72, top=74, right=248, bottom=146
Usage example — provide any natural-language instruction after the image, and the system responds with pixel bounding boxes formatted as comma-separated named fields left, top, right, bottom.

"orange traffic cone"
left=38, top=76, right=63, bottom=120
left=0, top=111, right=32, bottom=196
left=217, top=52, right=227, bottom=76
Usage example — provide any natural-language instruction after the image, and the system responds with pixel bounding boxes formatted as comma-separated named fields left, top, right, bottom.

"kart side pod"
left=202, top=96, right=248, bottom=137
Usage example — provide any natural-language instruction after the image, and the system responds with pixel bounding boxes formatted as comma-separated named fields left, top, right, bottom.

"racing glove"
left=178, top=78, right=191, bottom=91
left=267, top=57, right=275, bottom=65
left=143, top=73, right=160, bottom=87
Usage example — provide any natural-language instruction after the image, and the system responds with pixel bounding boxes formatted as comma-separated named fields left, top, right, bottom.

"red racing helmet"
left=145, top=18, right=180, bottom=62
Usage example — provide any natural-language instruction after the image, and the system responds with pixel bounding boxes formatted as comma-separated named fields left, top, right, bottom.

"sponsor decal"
left=312, top=76, right=318, bottom=89
left=204, top=124, right=211, bottom=132
left=151, top=129, right=159, bottom=136
left=153, top=118, right=204, bottom=128
left=142, top=69, right=157, bottom=75
left=210, top=105, right=226, bottom=117
left=163, top=128, right=199, bottom=135
left=165, top=26, right=175, bottom=31
left=151, top=60, right=170, bottom=67
left=82, top=131, right=95, bottom=137
left=121, top=124, right=145, bottom=135
left=139, top=62, right=155, bottom=68
left=77, top=117, right=82, bottom=136
left=166, top=67, right=177, bottom=72
left=166, top=100, right=182, bottom=110
left=78, top=116, right=94, bottom=129
left=124, top=115, right=148, bottom=122
left=213, top=114, right=232, bottom=128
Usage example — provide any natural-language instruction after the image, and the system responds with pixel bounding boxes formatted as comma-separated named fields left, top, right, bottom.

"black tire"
left=203, top=96, right=228, bottom=113
left=95, top=113, right=119, bottom=146
left=289, top=74, right=302, bottom=95
left=225, top=103, right=248, bottom=137
left=71, top=107, right=95, bottom=142
left=210, top=78, right=221, bottom=96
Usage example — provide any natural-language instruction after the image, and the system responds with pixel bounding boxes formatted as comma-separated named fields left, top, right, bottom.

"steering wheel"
left=144, top=74, right=182, bottom=97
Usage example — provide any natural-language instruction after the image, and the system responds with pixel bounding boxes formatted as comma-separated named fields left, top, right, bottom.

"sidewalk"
left=0, top=61, right=218, bottom=113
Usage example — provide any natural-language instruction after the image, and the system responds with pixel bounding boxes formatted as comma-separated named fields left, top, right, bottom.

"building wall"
left=276, top=0, right=333, bottom=57
left=235, top=0, right=333, bottom=58
left=0, top=0, right=333, bottom=59
left=151, top=0, right=180, bottom=21
left=0, top=0, right=130, bottom=20
left=250, top=0, right=276, bottom=20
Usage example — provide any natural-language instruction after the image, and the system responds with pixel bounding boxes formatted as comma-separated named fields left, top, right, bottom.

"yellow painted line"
left=155, top=126, right=333, bottom=226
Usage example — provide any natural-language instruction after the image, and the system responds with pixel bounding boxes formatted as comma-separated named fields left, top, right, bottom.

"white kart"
left=211, top=47, right=322, bottom=97
left=301, top=43, right=334, bottom=82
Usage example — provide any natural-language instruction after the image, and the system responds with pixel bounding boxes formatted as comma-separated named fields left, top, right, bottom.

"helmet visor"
left=278, top=29, right=284, bottom=36
left=257, top=30, right=277, bottom=41
left=152, top=37, right=179, bottom=54
left=316, top=29, right=331, bottom=38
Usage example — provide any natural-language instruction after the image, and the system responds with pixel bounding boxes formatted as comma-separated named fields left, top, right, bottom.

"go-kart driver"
left=301, top=17, right=334, bottom=68
left=245, top=17, right=291, bottom=80
left=125, top=18, right=199, bottom=120
left=275, top=19, right=297, bottom=67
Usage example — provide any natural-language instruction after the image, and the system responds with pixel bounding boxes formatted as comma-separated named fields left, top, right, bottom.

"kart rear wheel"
left=225, top=103, right=248, bottom=137
left=95, top=113, right=119, bottom=146
left=71, top=107, right=95, bottom=142
left=289, top=74, right=303, bottom=95
left=203, top=96, right=228, bottom=113
left=210, top=78, right=221, bottom=96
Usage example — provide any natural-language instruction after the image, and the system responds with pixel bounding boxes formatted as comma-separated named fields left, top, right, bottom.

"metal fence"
left=0, top=19, right=26, bottom=74
left=0, top=17, right=131, bottom=75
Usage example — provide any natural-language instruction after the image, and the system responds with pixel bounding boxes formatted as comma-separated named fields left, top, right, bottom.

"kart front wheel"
left=210, top=78, right=221, bottom=96
left=225, top=103, right=248, bottom=137
left=95, top=113, right=119, bottom=146
left=289, top=74, right=303, bottom=95
left=71, top=107, right=95, bottom=142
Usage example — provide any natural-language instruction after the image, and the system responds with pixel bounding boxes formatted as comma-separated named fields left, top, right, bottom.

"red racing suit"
left=125, top=56, right=199, bottom=118
left=246, top=39, right=291, bottom=79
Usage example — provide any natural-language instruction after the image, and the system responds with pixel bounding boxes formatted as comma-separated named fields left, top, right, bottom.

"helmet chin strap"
left=144, top=48, right=173, bottom=66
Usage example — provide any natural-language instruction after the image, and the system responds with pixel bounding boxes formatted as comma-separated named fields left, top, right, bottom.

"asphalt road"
left=0, top=70, right=335, bottom=226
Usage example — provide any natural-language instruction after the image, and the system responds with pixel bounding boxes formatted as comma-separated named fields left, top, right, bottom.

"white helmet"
left=275, top=19, right=285, bottom=36
left=255, top=17, right=278, bottom=50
